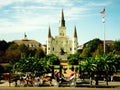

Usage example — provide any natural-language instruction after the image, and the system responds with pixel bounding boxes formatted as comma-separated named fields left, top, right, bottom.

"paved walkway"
left=0, top=80, right=14, bottom=87
left=0, top=80, right=120, bottom=87
left=0, top=87, right=120, bottom=90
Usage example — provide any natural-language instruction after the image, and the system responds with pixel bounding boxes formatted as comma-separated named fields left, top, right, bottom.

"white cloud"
left=0, top=12, right=58, bottom=34
left=87, top=1, right=112, bottom=7
left=0, top=0, right=112, bottom=34
left=0, top=0, right=15, bottom=8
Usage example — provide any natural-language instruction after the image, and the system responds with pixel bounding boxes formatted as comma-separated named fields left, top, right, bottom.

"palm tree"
left=94, top=52, right=119, bottom=86
left=67, top=52, right=80, bottom=65
left=81, top=57, right=96, bottom=85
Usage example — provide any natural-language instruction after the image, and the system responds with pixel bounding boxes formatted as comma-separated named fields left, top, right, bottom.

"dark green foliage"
left=80, top=48, right=91, bottom=58
left=3, top=65, right=12, bottom=73
left=81, top=38, right=102, bottom=58
left=46, top=54, right=60, bottom=65
left=85, top=38, right=102, bottom=52
left=113, top=40, right=120, bottom=51
left=81, top=52, right=120, bottom=85
left=0, top=65, right=4, bottom=78
left=13, top=56, right=51, bottom=73
left=0, top=40, right=9, bottom=52
left=35, top=49, right=45, bottom=59
left=67, top=52, right=80, bottom=65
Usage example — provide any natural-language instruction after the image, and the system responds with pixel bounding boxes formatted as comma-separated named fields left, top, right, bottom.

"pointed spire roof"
left=48, top=26, right=52, bottom=38
left=60, top=9, right=65, bottom=27
left=61, top=9, right=64, bottom=21
left=74, top=26, right=77, bottom=38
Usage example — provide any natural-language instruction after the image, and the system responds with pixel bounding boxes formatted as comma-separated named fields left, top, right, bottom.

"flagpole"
left=103, top=17, right=106, bottom=54
left=100, top=7, right=106, bottom=54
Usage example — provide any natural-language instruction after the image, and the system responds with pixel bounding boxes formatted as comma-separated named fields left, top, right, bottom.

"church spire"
left=74, top=26, right=77, bottom=38
left=60, top=9, right=65, bottom=27
left=48, top=26, right=51, bottom=38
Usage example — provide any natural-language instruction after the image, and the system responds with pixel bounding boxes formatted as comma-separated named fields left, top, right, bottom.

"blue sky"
left=0, top=0, right=120, bottom=45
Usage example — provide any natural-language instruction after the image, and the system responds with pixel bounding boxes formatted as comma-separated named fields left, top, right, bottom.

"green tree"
left=8, top=42, right=18, bottom=50
left=13, top=56, right=51, bottom=74
left=18, top=44, right=29, bottom=57
left=80, top=52, right=120, bottom=86
left=35, top=48, right=45, bottom=59
left=81, top=57, right=96, bottom=85
left=0, top=40, right=9, bottom=55
left=113, top=40, right=120, bottom=54
left=81, top=38, right=102, bottom=58
left=0, top=40, right=9, bottom=63
left=40, top=57, right=51, bottom=73
left=80, top=48, right=91, bottom=58
left=0, top=65, right=4, bottom=80
left=46, top=54, right=60, bottom=65
left=86, top=38, right=102, bottom=52
left=93, top=43, right=104, bottom=57
left=67, top=52, right=80, bottom=65
left=5, top=50, right=21, bottom=64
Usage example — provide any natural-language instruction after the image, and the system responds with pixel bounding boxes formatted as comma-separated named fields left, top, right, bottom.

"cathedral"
left=47, top=10, right=78, bottom=61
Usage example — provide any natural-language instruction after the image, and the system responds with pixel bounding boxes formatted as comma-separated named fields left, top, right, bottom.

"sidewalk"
left=108, top=81, right=120, bottom=86
left=0, top=80, right=15, bottom=87
left=0, top=80, right=120, bottom=87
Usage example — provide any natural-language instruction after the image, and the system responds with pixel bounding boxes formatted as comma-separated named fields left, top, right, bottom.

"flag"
left=100, top=8, right=105, bottom=14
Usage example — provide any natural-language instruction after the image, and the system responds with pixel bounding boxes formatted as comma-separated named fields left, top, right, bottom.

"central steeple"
left=60, top=9, right=65, bottom=27
left=59, top=9, right=66, bottom=37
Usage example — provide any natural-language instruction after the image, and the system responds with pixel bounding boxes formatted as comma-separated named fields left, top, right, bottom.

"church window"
left=70, top=48, right=72, bottom=51
left=53, top=47, right=54, bottom=51
left=48, top=48, right=50, bottom=50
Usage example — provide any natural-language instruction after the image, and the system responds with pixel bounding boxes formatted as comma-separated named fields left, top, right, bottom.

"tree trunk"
left=105, top=71, right=108, bottom=86
left=51, top=66, right=54, bottom=79
left=90, top=77, right=92, bottom=85
left=95, top=75, right=99, bottom=85
left=59, top=65, right=62, bottom=78
left=90, top=72, right=92, bottom=85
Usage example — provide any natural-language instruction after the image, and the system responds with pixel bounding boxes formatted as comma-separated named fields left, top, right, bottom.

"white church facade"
left=47, top=10, right=78, bottom=61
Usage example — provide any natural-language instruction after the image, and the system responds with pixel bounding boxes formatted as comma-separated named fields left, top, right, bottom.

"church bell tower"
left=59, top=9, right=66, bottom=37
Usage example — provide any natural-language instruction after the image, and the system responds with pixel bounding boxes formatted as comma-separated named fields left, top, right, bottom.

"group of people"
left=18, top=70, right=76, bottom=87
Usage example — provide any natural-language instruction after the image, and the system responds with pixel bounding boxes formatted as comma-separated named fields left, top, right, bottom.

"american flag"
left=100, top=8, right=105, bottom=14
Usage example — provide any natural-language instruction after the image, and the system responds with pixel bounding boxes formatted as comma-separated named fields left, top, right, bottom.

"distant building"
left=47, top=10, right=78, bottom=61
left=13, top=33, right=41, bottom=49
left=104, top=40, right=114, bottom=46
left=83, top=39, right=114, bottom=49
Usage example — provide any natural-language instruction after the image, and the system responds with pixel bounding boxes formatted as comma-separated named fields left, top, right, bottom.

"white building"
left=47, top=10, right=78, bottom=61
